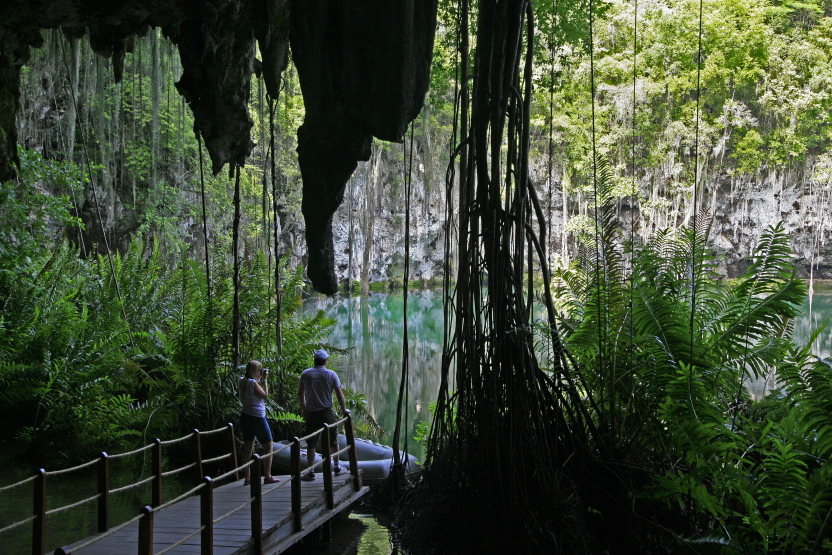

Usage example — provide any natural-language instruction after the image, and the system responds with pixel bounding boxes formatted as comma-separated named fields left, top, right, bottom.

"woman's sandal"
left=263, top=476, right=279, bottom=484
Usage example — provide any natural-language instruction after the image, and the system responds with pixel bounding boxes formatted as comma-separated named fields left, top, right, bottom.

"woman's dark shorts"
left=240, top=412, right=273, bottom=443
left=304, top=407, right=337, bottom=449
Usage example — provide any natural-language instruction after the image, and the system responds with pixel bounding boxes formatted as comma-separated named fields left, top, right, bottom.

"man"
left=298, top=349, right=349, bottom=480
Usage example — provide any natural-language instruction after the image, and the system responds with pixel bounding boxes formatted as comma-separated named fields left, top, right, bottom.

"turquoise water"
left=301, top=290, right=832, bottom=452
left=301, top=290, right=447, bottom=464
left=794, top=294, right=832, bottom=358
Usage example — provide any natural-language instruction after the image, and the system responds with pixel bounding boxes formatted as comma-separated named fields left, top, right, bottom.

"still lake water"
left=300, top=290, right=448, bottom=465
left=3, top=291, right=829, bottom=554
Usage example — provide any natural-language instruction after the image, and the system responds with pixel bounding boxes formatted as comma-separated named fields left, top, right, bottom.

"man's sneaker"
left=301, top=472, right=315, bottom=481
left=333, top=464, right=342, bottom=475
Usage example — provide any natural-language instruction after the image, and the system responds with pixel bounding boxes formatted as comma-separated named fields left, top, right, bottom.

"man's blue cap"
left=314, top=349, right=329, bottom=360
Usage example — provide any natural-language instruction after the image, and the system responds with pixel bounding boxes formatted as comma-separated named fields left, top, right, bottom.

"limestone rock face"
left=0, top=0, right=438, bottom=294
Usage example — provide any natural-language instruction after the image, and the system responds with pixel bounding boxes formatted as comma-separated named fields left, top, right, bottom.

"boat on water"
left=273, top=434, right=420, bottom=484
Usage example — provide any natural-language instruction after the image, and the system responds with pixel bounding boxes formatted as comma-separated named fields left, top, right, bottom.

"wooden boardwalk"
left=61, top=472, right=369, bottom=554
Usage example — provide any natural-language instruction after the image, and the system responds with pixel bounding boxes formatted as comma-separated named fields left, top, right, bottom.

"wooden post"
left=97, top=452, right=110, bottom=532
left=138, top=506, right=154, bottom=555
left=33, top=469, right=45, bottom=555
left=290, top=438, right=302, bottom=532
left=320, top=425, right=334, bottom=510
left=200, top=476, right=213, bottom=555
left=152, top=439, right=162, bottom=507
left=227, top=423, right=239, bottom=481
left=250, top=454, right=263, bottom=553
left=192, top=429, right=203, bottom=484
left=344, top=414, right=362, bottom=490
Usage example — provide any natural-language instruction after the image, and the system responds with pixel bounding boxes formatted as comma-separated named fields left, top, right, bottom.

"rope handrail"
left=263, top=478, right=289, bottom=496
left=153, top=482, right=205, bottom=513
left=201, top=452, right=231, bottom=466
left=197, top=426, right=228, bottom=437
left=159, top=434, right=192, bottom=447
left=43, top=458, right=99, bottom=476
left=161, top=461, right=197, bottom=478
left=154, top=525, right=206, bottom=555
left=60, top=512, right=144, bottom=552
left=44, top=493, right=100, bottom=517
left=213, top=459, right=253, bottom=484
left=332, top=445, right=350, bottom=459
left=212, top=498, right=251, bottom=526
left=18, top=416, right=365, bottom=552
left=108, top=443, right=154, bottom=460
left=273, top=441, right=292, bottom=456
left=297, top=427, right=324, bottom=444
left=0, top=514, right=35, bottom=535
left=0, top=474, right=36, bottom=493
left=109, top=474, right=155, bottom=495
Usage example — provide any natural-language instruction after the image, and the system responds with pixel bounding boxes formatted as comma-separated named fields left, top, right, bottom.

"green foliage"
left=0, top=161, right=336, bottom=460
left=553, top=164, right=832, bottom=549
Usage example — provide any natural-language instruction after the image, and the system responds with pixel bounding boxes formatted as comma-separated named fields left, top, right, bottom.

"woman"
left=239, top=360, right=279, bottom=484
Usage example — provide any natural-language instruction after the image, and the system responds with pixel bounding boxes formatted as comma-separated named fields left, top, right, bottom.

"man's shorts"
left=240, top=412, right=273, bottom=443
left=305, top=407, right=337, bottom=449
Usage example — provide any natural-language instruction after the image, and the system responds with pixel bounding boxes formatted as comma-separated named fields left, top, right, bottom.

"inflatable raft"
left=274, top=434, right=420, bottom=484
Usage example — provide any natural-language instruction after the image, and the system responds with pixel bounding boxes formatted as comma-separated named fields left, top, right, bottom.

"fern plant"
left=553, top=156, right=814, bottom=549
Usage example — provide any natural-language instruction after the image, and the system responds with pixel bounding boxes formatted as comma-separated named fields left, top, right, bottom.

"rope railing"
left=154, top=525, right=206, bottom=555
left=54, top=512, right=145, bottom=554
left=44, top=493, right=100, bottom=517
left=0, top=474, right=36, bottom=493
left=6, top=417, right=365, bottom=553
left=108, top=474, right=155, bottom=495
left=0, top=515, right=35, bottom=535
left=212, top=458, right=254, bottom=484
left=152, top=482, right=206, bottom=513
left=296, top=426, right=325, bottom=444
left=197, top=426, right=228, bottom=437
left=201, top=452, right=231, bottom=465
left=2, top=423, right=240, bottom=553
left=107, top=442, right=154, bottom=460
left=42, top=458, right=99, bottom=477
left=212, top=498, right=251, bottom=525
left=160, top=461, right=197, bottom=478
left=159, top=434, right=191, bottom=447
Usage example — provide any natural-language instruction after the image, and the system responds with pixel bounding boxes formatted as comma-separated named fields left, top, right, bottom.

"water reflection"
left=794, top=294, right=832, bottom=358
left=302, top=291, right=448, bottom=463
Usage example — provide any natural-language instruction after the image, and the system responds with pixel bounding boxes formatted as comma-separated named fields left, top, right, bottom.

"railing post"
left=344, top=415, right=362, bottom=490
left=192, top=429, right=203, bottom=484
left=201, top=476, right=213, bottom=555
left=227, top=423, right=239, bottom=481
left=33, top=469, right=45, bottom=555
left=250, top=454, right=263, bottom=554
left=321, top=425, right=334, bottom=510
left=138, top=506, right=154, bottom=555
left=152, top=439, right=162, bottom=507
left=98, top=452, right=110, bottom=532
left=291, top=438, right=302, bottom=532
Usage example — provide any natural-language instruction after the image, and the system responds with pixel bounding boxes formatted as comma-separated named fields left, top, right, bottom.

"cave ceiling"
left=0, top=0, right=438, bottom=294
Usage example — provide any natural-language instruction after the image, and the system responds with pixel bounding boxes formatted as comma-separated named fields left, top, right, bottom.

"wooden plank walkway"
left=61, top=473, right=369, bottom=555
